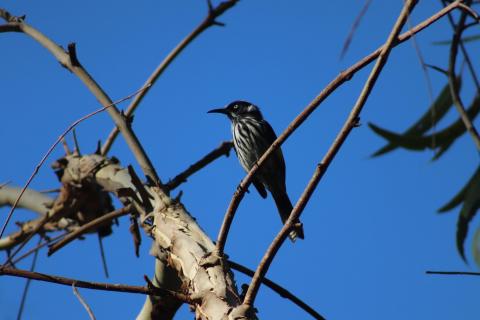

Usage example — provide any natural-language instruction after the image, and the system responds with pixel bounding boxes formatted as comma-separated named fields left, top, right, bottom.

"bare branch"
left=426, top=270, right=480, bottom=276
left=215, top=0, right=464, bottom=255
left=166, top=141, right=233, bottom=191
left=405, top=5, right=437, bottom=149
left=10, top=232, right=66, bottom=266
left=0, top=267, right=193, bottom=303
left=228, top=260, right=325, bottom=320
left=72, top=284, right=97, bottom=320
left=16, top=236, right=41, bottom=320
left=448, top=1, right=480, bottom=150
left=340, top=0, right=373, bottom=59
left=48, top=205, right=132, bottom=256
left=242, top=0, right=418, bottom=307
left=442, top=0, right=480, bottom=90
left=101, top=0, right=239, bottom=155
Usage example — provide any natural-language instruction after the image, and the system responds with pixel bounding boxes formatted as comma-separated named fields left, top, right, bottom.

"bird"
left=208, top=100, right=304, bottom=241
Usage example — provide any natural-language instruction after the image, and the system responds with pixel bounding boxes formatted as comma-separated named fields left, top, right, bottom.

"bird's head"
left=208, top=100, right=263, bottom=121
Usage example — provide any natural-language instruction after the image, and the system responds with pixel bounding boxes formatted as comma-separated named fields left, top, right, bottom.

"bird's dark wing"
left=253, top=179, right=267, bottom=198
left=261, top=120, right=286, bottom=179
left=261, top=120, right=278, bottom=143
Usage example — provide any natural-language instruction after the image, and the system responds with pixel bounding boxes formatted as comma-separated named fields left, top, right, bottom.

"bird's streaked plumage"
left=208, top=101, right=304, bottom=241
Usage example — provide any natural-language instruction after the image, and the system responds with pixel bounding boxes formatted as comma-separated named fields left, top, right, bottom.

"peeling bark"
left=55, top=153, right=249, bottom=319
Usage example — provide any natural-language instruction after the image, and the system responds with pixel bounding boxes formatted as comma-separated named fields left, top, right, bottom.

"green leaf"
left=369, top=94, right=480, bottom=158
left=472, top=227, right=480, bottom=270
left=438, top=166, right=480, bottom=213
left=368, top=123, right=429, bottom=150
left=433, top=34, right=480, bottom=46
left=371, top=78, right=461, bottom=157
left=456, top=166, right=480, bottom=262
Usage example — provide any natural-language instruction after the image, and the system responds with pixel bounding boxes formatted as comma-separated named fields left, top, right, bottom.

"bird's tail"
left=271, top=190, right=305, bottom=242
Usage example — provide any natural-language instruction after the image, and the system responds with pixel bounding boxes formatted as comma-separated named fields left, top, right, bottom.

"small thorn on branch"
left=212, top=20, right=226, bottom=27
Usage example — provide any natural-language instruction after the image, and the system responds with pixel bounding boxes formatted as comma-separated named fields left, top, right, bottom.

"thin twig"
left=448, top=0, right=480, bottom=151
left=0, top=267, right=193, bottom=303
left=340, top=0, right=373, bottom=60
left=16, top=236, right=41, bottom=320
left=228, top=260, right=325, bottom=320
left=3, top=214, right=54, bottom=266
left=10, top=232, right=67, bottom=266
left=0, top=181, right=11, bottom=189
left=38, top=188, right=60, bottom=194
left=0, top=86, right=148, bottom=240
left=215, top=0, right=463, bottom=255
left=101, top=0, right=239, bottom=155
left=442, top=0, right=480, bottom=91
left=405, top=4, right=437, bottom=150
left=426, top=270, right=480, bottom=276
left=48, top=205, right=132, bottom=256
left=72, top=284, right=96, bottom=320
left=166, top=141, right=233, bottom=190
left=97, top=234, right=109, bottom=279
left=243, top=0, right=418, bottom=306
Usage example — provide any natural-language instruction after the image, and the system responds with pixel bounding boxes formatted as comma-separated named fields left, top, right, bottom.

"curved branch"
left=0, top=186, right=53, bottom=216
left=0, top=267, right=193, bottom=303
left=166, top=141, right=233, bottom=191
left=242, top=0, right=418, bottom=306
left=448, top=0, right=480, bottom=151
left=228, top=260, right=325, bottom=320
left=215, top=0, right=464, bottom=255
left=101, top=0, right=239, bottom=155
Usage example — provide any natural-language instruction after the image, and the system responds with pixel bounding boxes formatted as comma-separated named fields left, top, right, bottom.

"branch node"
left=67, top=42, right=81, bottom=67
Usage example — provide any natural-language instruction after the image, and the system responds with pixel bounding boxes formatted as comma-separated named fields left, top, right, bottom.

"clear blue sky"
left=1, top=1, right=479, bottom=319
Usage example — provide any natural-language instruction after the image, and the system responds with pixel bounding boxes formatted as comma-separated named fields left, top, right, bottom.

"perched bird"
left=208, top=100, right=304, bottom=241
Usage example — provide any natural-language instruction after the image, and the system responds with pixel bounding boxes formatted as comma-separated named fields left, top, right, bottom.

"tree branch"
left=215, top=0, right=464, bottom=255
left=448, top=0, right=480, bottom=151
left=228, top=260, right=325, bottom=320
left=47, top=205, right=133, bottom=256
left=426, top=270, right=480, bottom=276
left=72, top=284, right=97, bottom=320
left=0, top=267, right=194, bottom=303
left=242, top=0, right=419, bottom=307
left=101, top=0, right=239, bottom=155
left=166, top=141, right=233, bottom=191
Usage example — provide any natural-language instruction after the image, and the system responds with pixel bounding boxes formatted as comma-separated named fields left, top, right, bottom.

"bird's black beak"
left=207, top=108, right=229, bottom=115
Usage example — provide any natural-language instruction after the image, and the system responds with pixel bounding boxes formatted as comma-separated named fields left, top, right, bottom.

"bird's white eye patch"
left=233, top=104, right=239, bottom=110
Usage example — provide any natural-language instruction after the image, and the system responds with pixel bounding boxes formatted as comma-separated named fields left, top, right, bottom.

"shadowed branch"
left=166, top=141, right=233, bottom=191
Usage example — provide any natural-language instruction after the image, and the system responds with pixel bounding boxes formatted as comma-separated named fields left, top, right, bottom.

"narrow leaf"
left=456, top=169, right=480, bottom=262
left=371, top=78, right=461, bottom=157
left=438, top=166, right=480, bottom=213
left=370, top=94, right=480, bottom=157
left=433, top=34, right=480, bottom=46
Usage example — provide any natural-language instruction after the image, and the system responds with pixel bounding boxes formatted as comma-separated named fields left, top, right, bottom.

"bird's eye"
left=233, top=105, right=239, bottom=110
